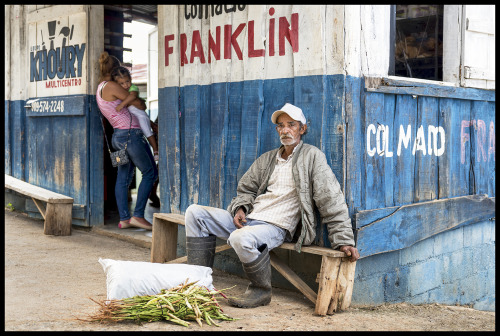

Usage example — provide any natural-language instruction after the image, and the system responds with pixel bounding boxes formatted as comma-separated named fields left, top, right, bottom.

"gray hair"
left=299, top=121, right=308, bottom=136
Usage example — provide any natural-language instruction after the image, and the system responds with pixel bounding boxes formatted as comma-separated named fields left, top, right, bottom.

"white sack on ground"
left=98, top=258, right=215, bottom=300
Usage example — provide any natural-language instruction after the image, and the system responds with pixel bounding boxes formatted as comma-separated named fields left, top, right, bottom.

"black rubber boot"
left=186, top=235, right=216, bottom=268
left=228, top=244, right=272, bottom=308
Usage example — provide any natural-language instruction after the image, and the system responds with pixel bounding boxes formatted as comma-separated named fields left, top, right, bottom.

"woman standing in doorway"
left=96, top=51, right=158, bottom=230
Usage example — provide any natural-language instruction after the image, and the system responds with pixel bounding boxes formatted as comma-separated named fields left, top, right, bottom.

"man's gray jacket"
left=227, top=141, right=355, bottom=252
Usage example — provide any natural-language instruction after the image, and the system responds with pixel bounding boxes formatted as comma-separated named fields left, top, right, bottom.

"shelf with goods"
left=394, top=5, right=443, bottom=80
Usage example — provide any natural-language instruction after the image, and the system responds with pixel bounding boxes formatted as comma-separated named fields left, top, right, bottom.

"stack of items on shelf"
left=395, top=5, right=443, bottom=62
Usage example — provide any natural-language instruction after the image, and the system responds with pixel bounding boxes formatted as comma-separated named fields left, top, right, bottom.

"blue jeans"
left=112, top=128, right=158, bottom=221
left=185, top=204, right=287, bottom=263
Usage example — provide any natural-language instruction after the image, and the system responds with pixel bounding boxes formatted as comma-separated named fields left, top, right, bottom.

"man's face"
left=275, top=113, right=306, bottom=146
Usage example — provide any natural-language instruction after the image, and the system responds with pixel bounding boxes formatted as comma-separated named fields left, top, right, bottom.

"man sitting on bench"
left=185, top=103, right=360, bottom=308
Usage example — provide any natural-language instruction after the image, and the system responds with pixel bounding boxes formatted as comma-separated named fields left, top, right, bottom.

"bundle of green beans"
left=86, top=280, right=238, bottom=327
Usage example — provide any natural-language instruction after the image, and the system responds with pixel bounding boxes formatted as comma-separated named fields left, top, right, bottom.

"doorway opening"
left=101, top=5, right=159, bottom=227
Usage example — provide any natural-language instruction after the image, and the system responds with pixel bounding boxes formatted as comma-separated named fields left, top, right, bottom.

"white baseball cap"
left=271, top=103, right=306, bottom=124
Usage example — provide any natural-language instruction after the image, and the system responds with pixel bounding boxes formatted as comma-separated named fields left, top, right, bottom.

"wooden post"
left=314, top=255, right=341, bottom=315
left=327, top=257, right=357, bottom=314
left=151, top=217, right=178, bottom=263
left=44, top=203, right=72, bottom=236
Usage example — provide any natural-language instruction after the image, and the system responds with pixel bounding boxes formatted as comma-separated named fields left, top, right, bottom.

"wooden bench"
left=151, top=212, right=357, bottom=315
left=5, top=174, right=73, bottom=236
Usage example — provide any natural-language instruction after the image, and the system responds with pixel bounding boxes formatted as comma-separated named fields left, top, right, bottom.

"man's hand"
left=233, top=208, right=247, bottom=229
left=339, top=245, right=360, bottom=262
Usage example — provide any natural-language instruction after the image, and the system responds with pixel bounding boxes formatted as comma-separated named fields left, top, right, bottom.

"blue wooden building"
left=5, top=5, right=495, bottom=311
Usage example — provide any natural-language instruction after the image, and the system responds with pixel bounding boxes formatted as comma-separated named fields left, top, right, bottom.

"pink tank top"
left=96, top=81, right=141, bottom=129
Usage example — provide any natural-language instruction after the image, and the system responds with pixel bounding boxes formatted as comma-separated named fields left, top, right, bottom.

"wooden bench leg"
left=32, top=198, right=47, bottom=219
left=44, top=203, right=72, bottom=236
left=327, top=258, right=357, bottom=314
left=151, top=217, right=178, bottom=263
left=269, top=250, right=318, bottom=305
left=315, top=255, right=341, bottom=315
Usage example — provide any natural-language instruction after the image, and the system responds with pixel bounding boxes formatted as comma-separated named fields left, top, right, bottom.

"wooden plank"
left=209, top=82, right=229, bottom=209
left=287, top=244, right=345, bottom=258
left=160, top=86, right=180, bottom=213
left=327, top=258, right=357, bottom=314
left=470, top=100, right=495, bottom=196
left=5, top=174, right=73, bottom=203
left=152, top=213, right=346, bottom=258
left=269, top=250, right=317, bottom=305
left=153, top=212, right=186, bottom=224
left=88, top=98, right=104, bottom=226
left=414, top=96, right=439, bottom=202
left=182, top=84, right=202, bottom=207
left=43, top=203, right=72, bottom=236
left=151, top=215, right=179, bottom=263
left=25, top=199, right=86, bottom=219
left=339, top=259, right=357, bottom=311
left=5, top=7, right=11, bottom=176
left=31, top=198, right=46, bottom=219
left=355, top=194, right=496, bottom=258
left=393, top=94, right=417, bottom=205
left=198, top=85, right=212, bottom=206
left=224, top=81, right=244, bottom=208
left=365, top=77, right=495, bottom=102
left=345, top=76, right=365, bottom=215
left=364, top=92, right=388, bottom=210
left=382, top=94, right=396, bottom=207
left=10, top=100, right=26, bottom=180
left=314, top=255, right=341, bottom=315
left=354, top=205, right=399, bottom=229
left=438, top=98, right=471, bottom=198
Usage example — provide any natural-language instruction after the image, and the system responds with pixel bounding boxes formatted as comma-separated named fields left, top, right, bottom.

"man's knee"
left=185, top=204, right=202, bottom=224
left=227, top=228, right=253, bottom=251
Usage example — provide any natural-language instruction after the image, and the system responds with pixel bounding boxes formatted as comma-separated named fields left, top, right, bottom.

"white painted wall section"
left=159, top=5, right=350, bottom=88
left=461, top=5, right=495, bottom=89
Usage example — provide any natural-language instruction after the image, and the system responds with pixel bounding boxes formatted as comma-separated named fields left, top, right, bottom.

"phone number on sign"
left=31, top=100, right=65, bottom=113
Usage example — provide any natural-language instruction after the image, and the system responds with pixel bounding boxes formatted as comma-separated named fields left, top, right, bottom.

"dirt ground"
left=4, top=210, right=495, bottom=331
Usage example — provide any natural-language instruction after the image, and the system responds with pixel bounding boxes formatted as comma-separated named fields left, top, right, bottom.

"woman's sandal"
left=129, top=216, right=153, bottom=230
left=118, top=219, right=131, bottom=229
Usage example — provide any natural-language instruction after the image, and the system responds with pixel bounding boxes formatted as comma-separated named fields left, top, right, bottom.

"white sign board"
left=28, top=11, right=88, bottom=98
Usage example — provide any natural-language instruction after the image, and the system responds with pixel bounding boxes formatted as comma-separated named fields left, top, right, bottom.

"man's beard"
left=280, top=134, right=298, bottom=146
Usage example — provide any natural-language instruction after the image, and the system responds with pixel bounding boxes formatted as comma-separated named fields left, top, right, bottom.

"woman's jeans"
left=185, top=204, right=287, bottom=263
left=112, top=128, right=158, bottom=221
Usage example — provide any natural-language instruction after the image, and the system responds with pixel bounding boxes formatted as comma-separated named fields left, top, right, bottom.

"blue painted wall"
left=4, top=95, right=104, bottom=227
left=344, top=75, right=495, bottom=311
left=159, top=74, right=345, bottom=245
left=158, top=73, right=495, bottom=311
left=352, top=219, right=495, bottom=311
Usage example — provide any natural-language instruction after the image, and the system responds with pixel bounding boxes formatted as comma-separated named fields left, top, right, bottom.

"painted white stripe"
left=160, top=5, right=351, bottom=87
left=159, top=5, right=393, bottom=88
